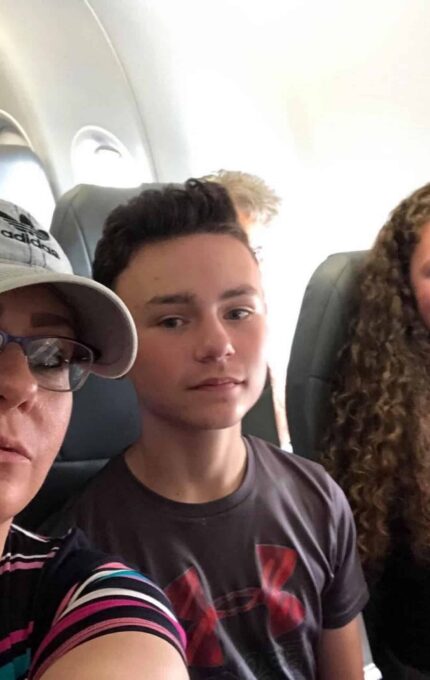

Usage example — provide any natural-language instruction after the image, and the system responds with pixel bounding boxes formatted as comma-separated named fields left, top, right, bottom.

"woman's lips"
left=0, top=438, right=31, bottom=462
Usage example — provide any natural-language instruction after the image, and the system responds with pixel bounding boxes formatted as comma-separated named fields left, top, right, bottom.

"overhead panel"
left=0, top=0, right=154, bottom=195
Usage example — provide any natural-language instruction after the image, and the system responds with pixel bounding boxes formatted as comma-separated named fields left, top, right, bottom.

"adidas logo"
left=0, top=230, right=60, bottom=259
left=0, top=210, right=60, bottom=259
left=0, top=210, right=50, bottom=240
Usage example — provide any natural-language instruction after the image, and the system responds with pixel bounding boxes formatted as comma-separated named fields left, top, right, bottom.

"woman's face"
left=0, top=285, right=73, bottom=523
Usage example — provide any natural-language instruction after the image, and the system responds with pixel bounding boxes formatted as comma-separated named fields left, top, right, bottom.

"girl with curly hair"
left=323, top=182, right=430, bottom=678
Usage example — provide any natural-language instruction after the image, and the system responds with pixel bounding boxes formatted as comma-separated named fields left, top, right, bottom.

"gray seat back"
left=286, top=251, right=367, bottom=459
left=50, top=183, right=165, bottom=276
left=286, top=251, right=383, bottom=679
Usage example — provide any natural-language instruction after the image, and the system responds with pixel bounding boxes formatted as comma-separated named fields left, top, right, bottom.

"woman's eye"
left=44, top=355, right=68, bottom=369
left=27, top=339, right=74, bottom=371
left=158, top=317, right=186, bottom=329
left=31, top=351, right=69, bottom=371
left=226, top=308, right=252, bottom=321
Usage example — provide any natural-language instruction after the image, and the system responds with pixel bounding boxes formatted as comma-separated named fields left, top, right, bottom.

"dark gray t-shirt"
left=49, top=436, right=368, bottom=679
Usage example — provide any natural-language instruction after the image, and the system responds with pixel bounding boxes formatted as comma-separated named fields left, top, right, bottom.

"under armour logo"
left=165, top=545, right=305, bottom=667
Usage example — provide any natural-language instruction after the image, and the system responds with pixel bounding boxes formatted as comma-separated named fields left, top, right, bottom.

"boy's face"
left=115, top=233, right=267, bottom=431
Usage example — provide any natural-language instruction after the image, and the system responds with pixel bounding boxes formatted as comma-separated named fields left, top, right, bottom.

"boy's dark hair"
left=93, top=179, right=253, bottom=289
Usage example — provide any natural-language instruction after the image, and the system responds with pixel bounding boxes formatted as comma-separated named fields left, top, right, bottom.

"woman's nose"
left=0, top=344, right=38, bottom=412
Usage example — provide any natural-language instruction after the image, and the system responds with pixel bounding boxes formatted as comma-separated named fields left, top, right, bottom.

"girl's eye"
left=158, top=317, right=186, bottom=329
left=226, top=308, right=252, bottom=321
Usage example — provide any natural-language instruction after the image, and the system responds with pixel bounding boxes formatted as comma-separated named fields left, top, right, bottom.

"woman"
left=323, top=183, right=430, bottom=678
left=0, top=200, right=187, bottom=679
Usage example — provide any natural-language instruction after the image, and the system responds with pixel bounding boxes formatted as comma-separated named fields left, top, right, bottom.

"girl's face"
left=410, top=221, right=430, bottom=330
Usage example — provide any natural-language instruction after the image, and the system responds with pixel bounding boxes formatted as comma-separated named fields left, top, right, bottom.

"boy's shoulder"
left=246, top=435, right=351, bottom=522
left=247, top=435, right=338, bottom=490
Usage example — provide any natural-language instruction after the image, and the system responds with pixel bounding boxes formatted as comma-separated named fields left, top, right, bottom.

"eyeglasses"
left=0, top=330, right=99, bottom=392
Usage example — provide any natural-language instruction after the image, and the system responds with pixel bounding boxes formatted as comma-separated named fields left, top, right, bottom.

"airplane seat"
left=286, top=251, right=366, bottom=460
left=17, top=182, right=278, bottom=531
left=286, top=251, right=382, bottom=680
left=48, top=183, right=165, bottom=277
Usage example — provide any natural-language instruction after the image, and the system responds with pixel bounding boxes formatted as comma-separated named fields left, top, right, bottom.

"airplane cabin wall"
left=0, top=0, right=154, bottom=208
left=93, top=0, right=430, bottom=357
left=1, top=0, right=430, bottom=352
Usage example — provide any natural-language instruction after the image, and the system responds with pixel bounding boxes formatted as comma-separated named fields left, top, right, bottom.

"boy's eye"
left=226, top=308, right=252, bottom=321
left=158, top=317, right=186, bottom=329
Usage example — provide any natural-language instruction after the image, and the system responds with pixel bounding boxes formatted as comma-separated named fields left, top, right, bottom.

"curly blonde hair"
left=322, top=183, right=430, bottom=573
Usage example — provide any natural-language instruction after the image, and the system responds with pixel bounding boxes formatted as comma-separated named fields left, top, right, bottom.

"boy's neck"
left=125, top=417, right=247, bottom=504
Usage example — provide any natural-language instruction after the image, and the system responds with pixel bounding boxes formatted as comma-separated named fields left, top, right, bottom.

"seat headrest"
left=50, top=183, right=165, bottom=277
left=286, top=251, right=367, bottom=459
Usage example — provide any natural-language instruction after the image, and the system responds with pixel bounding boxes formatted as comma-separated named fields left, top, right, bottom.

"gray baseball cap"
left=0, top=199, right=137, bottom=378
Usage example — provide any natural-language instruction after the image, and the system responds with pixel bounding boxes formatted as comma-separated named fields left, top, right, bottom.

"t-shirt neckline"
left=119, top=436, right=256, bottom=519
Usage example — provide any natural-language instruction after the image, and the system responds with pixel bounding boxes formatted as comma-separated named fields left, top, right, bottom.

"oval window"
left=71, top=126, right=142, bottom=188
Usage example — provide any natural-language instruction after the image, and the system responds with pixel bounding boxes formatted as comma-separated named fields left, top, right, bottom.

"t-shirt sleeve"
left=321, top=476, right=369, bottom=629
left=30, top=531, right=186, bottom=680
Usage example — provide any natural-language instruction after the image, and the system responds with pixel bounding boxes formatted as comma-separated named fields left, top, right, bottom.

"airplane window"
left=71, top=126, right=143, bottom=188
left=0, top=114, right=55, bottom=228
left=0, top=129, right=27, bottom=145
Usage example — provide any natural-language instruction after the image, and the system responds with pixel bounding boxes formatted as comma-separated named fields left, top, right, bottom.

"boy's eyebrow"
left=146, top=286, right=258, bottom=307
left=220, top=285, right=259, bottom=300
left=145, top=293, right=196, bottom=306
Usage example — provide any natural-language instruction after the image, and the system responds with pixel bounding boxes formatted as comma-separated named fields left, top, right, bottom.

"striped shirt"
left=0, top=524, right=186, bottom=680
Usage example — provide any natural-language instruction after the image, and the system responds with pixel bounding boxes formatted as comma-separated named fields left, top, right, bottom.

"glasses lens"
left=27, top=337, right=95, bottom=392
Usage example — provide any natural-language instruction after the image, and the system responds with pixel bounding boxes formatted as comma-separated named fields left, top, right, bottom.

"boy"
left=51, top=180, right=368, bottom=679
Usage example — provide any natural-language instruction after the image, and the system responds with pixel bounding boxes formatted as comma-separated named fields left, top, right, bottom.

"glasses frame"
left=0, top=330, right=99, bottom=392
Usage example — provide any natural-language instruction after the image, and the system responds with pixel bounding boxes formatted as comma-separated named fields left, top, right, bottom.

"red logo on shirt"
left=165, top=544, right=305, bottom=667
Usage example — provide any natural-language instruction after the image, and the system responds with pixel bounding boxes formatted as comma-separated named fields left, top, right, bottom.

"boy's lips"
left=190, top=377, right=244, bottom=389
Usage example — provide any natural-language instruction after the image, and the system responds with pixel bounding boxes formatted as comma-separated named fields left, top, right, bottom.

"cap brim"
left=0, top=265, right=137, bottom=378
